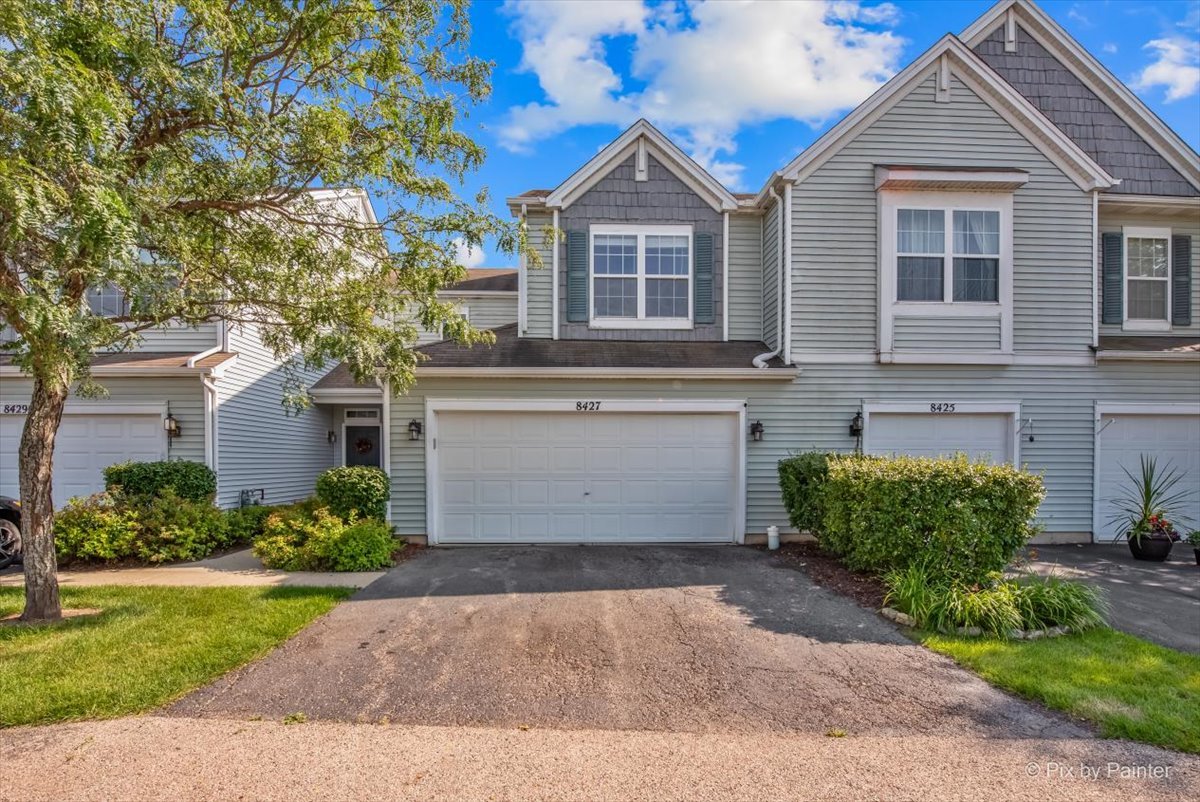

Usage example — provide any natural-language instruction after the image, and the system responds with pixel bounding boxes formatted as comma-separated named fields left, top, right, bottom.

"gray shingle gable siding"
left=558, top=153, right=724, bottom=340
left=973, top=24, right=1198, bottom=197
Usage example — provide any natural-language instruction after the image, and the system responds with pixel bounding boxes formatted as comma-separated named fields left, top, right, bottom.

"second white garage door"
left=0, top=412, right=166, bottom=508
left=866, top=410, right=1016, bottom=464
left=433, top=410, right=740, bottom=544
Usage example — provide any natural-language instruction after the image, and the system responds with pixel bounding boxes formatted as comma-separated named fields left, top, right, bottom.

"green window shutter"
left=693, top=231, right=715, bottom=325
left=1101, top=232, right=1123, bottom=325
left=566, top=230, right=588, bottom=323
left=1172, top=234, right=1192, bottom=326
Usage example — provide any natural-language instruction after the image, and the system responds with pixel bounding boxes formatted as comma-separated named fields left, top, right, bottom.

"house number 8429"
left=575, top=401, right=601, bottom=411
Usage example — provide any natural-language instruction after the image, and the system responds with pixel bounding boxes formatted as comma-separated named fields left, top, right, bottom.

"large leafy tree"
left=0, top=0, right=526, bottom=621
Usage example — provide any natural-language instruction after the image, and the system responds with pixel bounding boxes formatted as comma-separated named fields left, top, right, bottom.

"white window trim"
left=862, top=401, right=1021, bottom=466
left=422, top=397, right=747, bottom=546
left=588, top=223, right=694, bottom=330
left=879, top=190, right=1014, bottom=358
left=1121, top=226, right=1172, bottom=332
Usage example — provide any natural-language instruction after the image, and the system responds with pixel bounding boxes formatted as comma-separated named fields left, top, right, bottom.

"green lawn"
left=0, top=585, right=351, bottom=727
left=923, top=628, right=1200, bottom=754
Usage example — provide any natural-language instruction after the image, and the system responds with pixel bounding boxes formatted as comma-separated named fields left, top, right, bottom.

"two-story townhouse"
left=316, top=0, right=1199, bottom=547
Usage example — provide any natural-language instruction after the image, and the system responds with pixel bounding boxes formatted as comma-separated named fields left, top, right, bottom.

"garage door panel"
left=1097, top=414, right=1200, bottom=541
left=0, top=412, right=165, bottom=508
left=436, top=410, right=739, bottom=544
left=869, top=412, right=1014, bottom=464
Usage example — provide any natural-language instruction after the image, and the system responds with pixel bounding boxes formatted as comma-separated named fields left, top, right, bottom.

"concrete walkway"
left=0, top=548, right=383, bottom=589
left=2, top=716, right=1196, bottom=802
left=1022, top=544, right=1200, bottom=653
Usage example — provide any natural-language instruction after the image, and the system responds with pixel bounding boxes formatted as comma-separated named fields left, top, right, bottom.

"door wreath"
left=354, top=437, right=374, bottom=454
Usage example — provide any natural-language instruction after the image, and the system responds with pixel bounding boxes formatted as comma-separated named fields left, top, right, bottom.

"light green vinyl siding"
left=461, top=295, right=518, bottom=331
left=893, top=316, right=1002, bottom=350
left=792, top=73, right=1094, bottom=355
left=727, top=213, right=764, bottom=341
left=523, top=212, right=554, bottom=338
left=215, top=323, right=334, bottom=508
left=131, top=321, right=220, bottom=353
left=0, top=375, right=206, bottom=465
left=1098, top=208, right=1200, bottom=338
left=388, top=361, right=1200, bottom=540
left=762, top=201, right=780, bottom=348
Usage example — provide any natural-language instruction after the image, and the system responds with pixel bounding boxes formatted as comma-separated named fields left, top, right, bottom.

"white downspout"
left=722, top=211, right=730, bottom=341
left=518, top=203, right=528, bottom=336
left=200, top=375, right=219, bottom=481
left=380, top=377, right=392, bottom=524
left=1091, top=190, right=1099, bottom=349
left=753, top=186, right=787, bottom=368
left=551, top=208, right=560, bottom=340
left=783, top=181, right=794, bottom=365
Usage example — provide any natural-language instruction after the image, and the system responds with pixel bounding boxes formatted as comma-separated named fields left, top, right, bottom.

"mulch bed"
left=768, top=542, right=888, bottom=611
left=391, top=541, right=426, bottom=566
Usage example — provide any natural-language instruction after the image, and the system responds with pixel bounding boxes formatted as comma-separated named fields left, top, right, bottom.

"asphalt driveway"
left=172, top=546, right=1082, bottom=738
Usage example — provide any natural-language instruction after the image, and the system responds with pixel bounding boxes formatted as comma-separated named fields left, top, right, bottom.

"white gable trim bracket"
left=961, top=0, right=1200, bottom=192
left=765, top=35, right=1115, bottom=196
left=545, top=119, right=739, bottom=213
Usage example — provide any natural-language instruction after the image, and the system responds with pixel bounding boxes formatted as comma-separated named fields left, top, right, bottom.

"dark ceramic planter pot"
left=1193, top=548, right=1199, bottom=567
left=1127, top=534, right=1174, bottom=562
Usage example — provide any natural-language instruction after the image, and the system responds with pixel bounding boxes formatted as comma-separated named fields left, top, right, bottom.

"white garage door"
left=434, top=410, right=740, bottom=543
left=0, top=413, right=166, bottom=508
left=1096, top=414, right=1200, bottom=541
left=867, top=411, right=1015, bottom=464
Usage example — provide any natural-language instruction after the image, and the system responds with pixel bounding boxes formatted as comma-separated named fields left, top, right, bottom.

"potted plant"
left=1187, top=531, right=1200, bottom=567
left=1107, top=455, right=1193, bottom=562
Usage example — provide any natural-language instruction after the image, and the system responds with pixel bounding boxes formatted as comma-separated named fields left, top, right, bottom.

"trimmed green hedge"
left=778, top=452, right=837, bottom=533
left=315, top=466, right=389, bottom=521
left=820, top=454, right=1044, bottom=583
left=103, top=460, right=216, bottom=504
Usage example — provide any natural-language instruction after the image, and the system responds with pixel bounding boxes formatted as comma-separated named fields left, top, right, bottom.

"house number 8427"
left=575, top=401, right=601, bottom=411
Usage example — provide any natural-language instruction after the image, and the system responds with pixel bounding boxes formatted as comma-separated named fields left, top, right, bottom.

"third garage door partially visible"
left=434, top=411, right=739, bottom=544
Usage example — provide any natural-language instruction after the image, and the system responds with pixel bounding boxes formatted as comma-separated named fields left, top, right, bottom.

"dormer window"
left=895, top=208, right=1001, bottom=303
left=589, top=224, right=693, bottom=329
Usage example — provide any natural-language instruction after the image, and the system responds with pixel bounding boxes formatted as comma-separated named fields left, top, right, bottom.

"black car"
left=0, top=496, right=21, bottom=569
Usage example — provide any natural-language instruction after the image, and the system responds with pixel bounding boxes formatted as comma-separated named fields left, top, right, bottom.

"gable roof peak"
left=543, top=119, right=739, bottom=213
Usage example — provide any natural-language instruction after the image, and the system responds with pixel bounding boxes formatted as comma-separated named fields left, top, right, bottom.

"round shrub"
left=252, top=504, right=397, bottom=572
left=54, top=494, right=140, bottom=563
left=777, top=452, right=838, bottom=533
left=224, top=504, right=278, bottom=545
left=103, top=460, right=217, bottom=504
left=135, top=487, right=230, bottom=563
left=315, top=466, right=389, bottom=521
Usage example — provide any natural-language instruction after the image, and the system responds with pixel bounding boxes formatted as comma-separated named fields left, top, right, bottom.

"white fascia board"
left=1096, top=402, right=1200, bottom=416
left=1095, top=350, right=1200, bottom=362
left=414, top=367, right=801, bottom=381
left=763, top=36, right=1113, bottom=194
left=436, top=290, right=518, bottom=299
left=309, top=388, right=384, bottom=404
left=961, top=0, right=1200, bottom=191
left=545, top=119, right=738, bottom=213
left=0, top=363, right=236, bottom=378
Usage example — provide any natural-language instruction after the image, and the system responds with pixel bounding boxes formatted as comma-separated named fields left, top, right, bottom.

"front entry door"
left=345, top=425, right=382, bottom=468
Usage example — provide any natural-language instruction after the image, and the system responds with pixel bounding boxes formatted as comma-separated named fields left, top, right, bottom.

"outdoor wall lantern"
left=749, top=420, right=765, bottom=442
left=163, top=413, right=181, bottom=439
left=327, top=430, right=337, bottom=444
left=408, top=419, right=424, bottom=441
left=848, top=411, right=864, bottom=439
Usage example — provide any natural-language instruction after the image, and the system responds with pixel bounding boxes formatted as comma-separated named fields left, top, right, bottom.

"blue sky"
left=449, top=0, right=1200, bottom=267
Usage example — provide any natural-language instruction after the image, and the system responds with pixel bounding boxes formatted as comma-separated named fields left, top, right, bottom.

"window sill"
left=1121, top=320, right=1171, bottom=332
left=880, top=351, right=1014, bottom=365
left=588, top=318, right=694, bottom=331
left=891, top=302, right=1003, bottom=318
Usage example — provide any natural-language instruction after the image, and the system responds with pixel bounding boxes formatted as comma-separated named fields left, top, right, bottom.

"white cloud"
left=498, top=0, right=904, bottom=188
left=1102, top=42, right=1118, bottom=54
left=452, top=238, right=485, bottom=268
left=1067, top=5, right=1091, bottom=27
left=1133, top=36, right=1200, bottom=102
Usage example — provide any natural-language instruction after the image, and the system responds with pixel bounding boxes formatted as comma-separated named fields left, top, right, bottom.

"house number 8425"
left=575, top=401, right=601, bottom=411
left=930, top=403, right=956, bottom=413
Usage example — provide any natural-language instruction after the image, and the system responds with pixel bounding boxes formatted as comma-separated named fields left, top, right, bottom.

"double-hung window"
left=590, top=224, right=692, bottom=328
left=896, top=208, right=1001, bottom=303
left=1123, top=227, right=1171, bottom=329
left=88, top=284, right=128, bottom=317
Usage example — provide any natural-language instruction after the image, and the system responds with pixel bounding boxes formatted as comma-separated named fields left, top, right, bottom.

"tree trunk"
left=19, top=375, right=69, bottom=622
